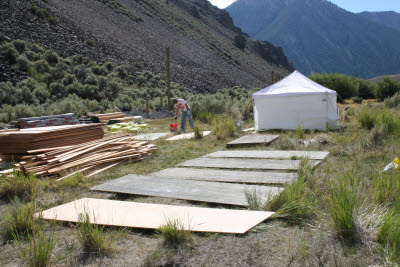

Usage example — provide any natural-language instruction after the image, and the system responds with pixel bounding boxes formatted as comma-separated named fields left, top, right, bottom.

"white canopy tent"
left=253, top=70, right=338, bottom=131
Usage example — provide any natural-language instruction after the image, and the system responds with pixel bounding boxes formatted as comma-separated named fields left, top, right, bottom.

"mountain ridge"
left=226, top=0, right=400, bottom=78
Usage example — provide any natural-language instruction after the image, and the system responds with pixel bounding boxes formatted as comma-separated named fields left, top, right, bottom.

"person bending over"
left=173, top=98, right=194, bottom=132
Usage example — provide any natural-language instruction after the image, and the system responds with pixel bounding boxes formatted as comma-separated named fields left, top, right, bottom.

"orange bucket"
left=170, top=123, right=177, bottom=132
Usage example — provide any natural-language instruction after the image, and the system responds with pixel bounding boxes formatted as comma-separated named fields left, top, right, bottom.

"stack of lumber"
left=91, top=112, right=126, bottom=123
left=0, top=124, right=104, bottom=160
left=10, top=113, right=78, bottom=129
left=14, top=134, right=155, bottom=180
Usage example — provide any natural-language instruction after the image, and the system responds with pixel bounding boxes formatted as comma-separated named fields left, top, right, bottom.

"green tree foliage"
left=375, top=77, right=400, bottom=101
left=309, top=73, right=376, bottom=101
left=234, top=35, right=247, bottom=50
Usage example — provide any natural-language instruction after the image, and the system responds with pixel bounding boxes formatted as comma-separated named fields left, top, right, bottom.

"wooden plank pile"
left=0, top=124, right=104, bottom=160
left=10, top=113, right=78, bottom=129
left=91, top=112, right=126, bottom=123
left=14, top=134, right=156, bottom=180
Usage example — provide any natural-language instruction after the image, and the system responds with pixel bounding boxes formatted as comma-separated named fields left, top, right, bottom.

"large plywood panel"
left=37, top=198, right=274, bottom=234
left=177, top=158, right=321, bottom=171
left=133, top=133, right=171, bottom=141
left=205, top=150, right=329, bottom=160
left=166, top=131, right=211, bottom=141
left=92, top=175, right=282, bottom=206
left=227, top=135, right=279, bottom=147
left=152, top=168, right=296, bottom=184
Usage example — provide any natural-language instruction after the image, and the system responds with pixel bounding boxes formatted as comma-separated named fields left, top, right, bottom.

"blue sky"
left=208, top=0, right=400, bottom=12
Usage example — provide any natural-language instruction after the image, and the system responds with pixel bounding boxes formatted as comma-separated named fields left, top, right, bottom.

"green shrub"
left=213, top=116, right=236, bottom=140
left=234, top=35, right=247, bottom=50
left=309, top=73, right=358, bottom=100
left=156, top=218, right=191, bottom=248
left=0, top=43, right=19, bottom=64
left=13, top=227, right=56, bottom=267
left=34, top=60, right=50, bottom=74
left=244, top=187, right=266, bottom=211
left=16, top=54, right=31, bottom=71
left=12, top=40, right=27, bottom=53
left=328, top=178, right=357, bottom=242
left=76, top=213, right=114, bottom=256
left=351, top=96, right=363, bottom=104
left=376, top=78, right=400, bottom=101
left=196, top=111, right=214, bottom=124
left=193, top=126, right=203, bottom=140
left=359, top=109, right=377, bottom=130
left=0, top=172, right=38, bottom=202
left=296, top=124, right=305, bottom=139
left=1, top=198, right=36, bottom=240
left=385, top=92, right=400, bottom=109
left=44, top=50, right=58, bottom=66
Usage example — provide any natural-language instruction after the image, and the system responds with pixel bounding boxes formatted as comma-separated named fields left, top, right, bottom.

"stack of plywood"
left=10, top=113, right=78, bottom=129
left=92, top=112, right=126, bottom=123
left=0, top=124, right=104, bottom=160
left=15, top=134, right=156, bottom=180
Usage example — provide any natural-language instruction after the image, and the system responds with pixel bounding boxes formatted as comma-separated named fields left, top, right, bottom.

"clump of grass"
left=244, top=187, right=265, bottom=211
left=193, top=126, right=203, bottom=140
left=328, top=178, right=357, bottom=243
left=29, top=3, right=57, bottom=25
left=296, top=124, right=305, bottom=139
left=0, top=172, right=38, bottom=202
left=1, top=198, right=36, bottom=240
left=213, top=116, right=236, bottom=140
left=13, top=227, right=56, bottom=267
left=54, top=172, right=84, bottom=190
left=374, top=172, right=400, bottom=205
left=76, top=213, right=114, bottom=256
left=378, top=201, right=400, bottom=263
left=196, top=111, right=214, bottom=124
left=156, top=218, right=191, bottom=248
left=359, top=109, right=377, bottom=130
left=274, top=135, right=296, bottom=150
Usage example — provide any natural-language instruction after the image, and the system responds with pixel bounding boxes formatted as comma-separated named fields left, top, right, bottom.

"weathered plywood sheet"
left=92, top=175, right=282, bottom=206
left=36, top=198, right=274, bottom=234
left=166, top=131, right=211, bottom=141
left=227, top=135, right=279, bottom=147
left=177, top=158, right=320, bottom=171
left=152, top=168, right=296, bottom=184
left=133, top=133, right=171, bottom=141
left=205, top=150, right=329, bottom=160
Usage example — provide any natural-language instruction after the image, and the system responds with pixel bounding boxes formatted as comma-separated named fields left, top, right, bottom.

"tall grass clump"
left=266, top=160, right=316, bottom=225
left=213, top=116, right=236, bottom=140
left=76, top=213, right=113, bottom=256
left=374, top=172, right=400, bottom=205
left=13, top=227, right=56, bottom=267
left=296, top=124, right=305, bottom=139
left=0, top=172, right=38, bottom=201
left=328, top=178, right=357, bottom=243
left=359, top=109, right=377, bottom=130
left=156, top=218, right=191, bottom=248
left=193, top=125, right=203, bottom=140
left=378, top=201, right=400, bottom=263
left=1, top=198, right=36, bottom=240
left=385, top=92, right=400, bottom=109
left=244, top=187, right=266, bottom=211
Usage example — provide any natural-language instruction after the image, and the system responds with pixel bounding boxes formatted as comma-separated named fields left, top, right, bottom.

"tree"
left=376, top=77, right=400, bottom=100
left=234, top=35, right=246, bottom=50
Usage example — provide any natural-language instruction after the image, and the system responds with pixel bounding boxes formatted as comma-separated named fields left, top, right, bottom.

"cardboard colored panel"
left=36, top=198, right=275, bottom=234
left=133, top=133, right=171, bottom=141
left=205, top=150, right=329, bottom=160
left=177, top=158, right=321, bottom=171
left=166, top=131, right=211, bottom=141
left=92, top=175, right=282, bottom=206
left=226, top=135, right=279, bottom=147
left=152, top=168, right=296, bottom=184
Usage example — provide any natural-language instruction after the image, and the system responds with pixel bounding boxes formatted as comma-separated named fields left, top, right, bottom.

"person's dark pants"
left=181, top=108, right=194, bottom=131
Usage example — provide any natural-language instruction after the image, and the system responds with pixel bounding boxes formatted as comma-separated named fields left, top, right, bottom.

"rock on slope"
left=0, top=0, right=293, bottom=92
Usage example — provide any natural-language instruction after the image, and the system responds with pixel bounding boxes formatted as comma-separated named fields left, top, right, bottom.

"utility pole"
left=166, top=47, right=171, bottom=110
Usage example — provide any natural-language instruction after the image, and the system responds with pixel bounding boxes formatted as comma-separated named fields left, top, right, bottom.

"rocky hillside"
left=226, top=0, right=400, bottom=79
left=0, top=0, right=293, bottom=92
left=359, top=11, right=400, bottom=32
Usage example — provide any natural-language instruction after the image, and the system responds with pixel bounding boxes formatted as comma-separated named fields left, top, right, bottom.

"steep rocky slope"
left=226, top=0, right=400, bottom=79
left=359, top=11, right=400, bottom=32
left=0, top=0, right=293, bottom=92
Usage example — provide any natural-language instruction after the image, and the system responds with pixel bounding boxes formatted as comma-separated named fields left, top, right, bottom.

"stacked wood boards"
left=0, top=124, right=104, bottom=158
left=15, top=134, right=156, bottom=179
left=92, top=112, right=126, bottom=122
left=37, top=198, right=275, bottom=234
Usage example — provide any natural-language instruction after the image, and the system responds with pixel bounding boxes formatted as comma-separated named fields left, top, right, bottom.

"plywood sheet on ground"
left=166, top=131, right=211, bottom=141
left=152, top=168, right=297, bottom=184
left=92, top=175, right=282, bottom=206
left=37, top=198, right=274, bottom=234
left=227, top=135, right=279, bottom=147
left=177, top=158, right=321, bottom=171
left=205, top=150, right=329, bottom=160
left=133, top=133, right=171, bottom=141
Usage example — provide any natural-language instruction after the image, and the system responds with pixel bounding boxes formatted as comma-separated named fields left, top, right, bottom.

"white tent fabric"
left=253, top=70, right=338, bottom=131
